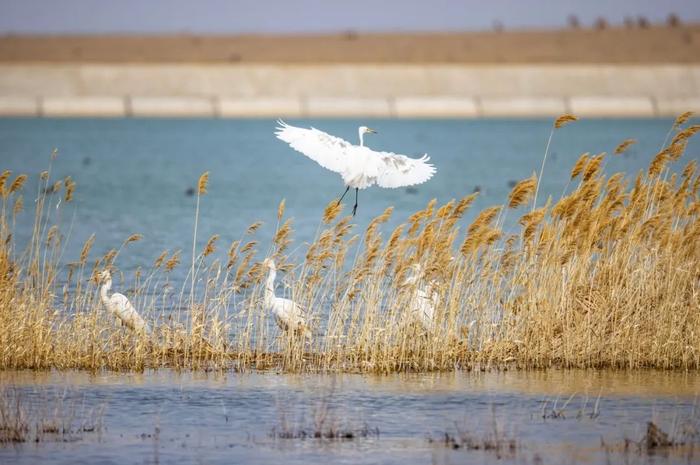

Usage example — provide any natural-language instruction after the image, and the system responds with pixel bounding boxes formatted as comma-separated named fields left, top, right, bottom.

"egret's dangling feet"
left=337, top=186, right=350, bottom=206
left=352, top=188, right=359, bottom=216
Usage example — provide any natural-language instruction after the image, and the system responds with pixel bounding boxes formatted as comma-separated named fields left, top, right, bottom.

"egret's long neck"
left=100, top=279, right=111, bottom=303
left=264, top=268, right=276, bottom=307
left=359, top=130, right=364, bottom=147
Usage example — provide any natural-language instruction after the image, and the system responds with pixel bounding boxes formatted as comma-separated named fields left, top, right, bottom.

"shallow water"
left=1, top=370, right=698, bottom=464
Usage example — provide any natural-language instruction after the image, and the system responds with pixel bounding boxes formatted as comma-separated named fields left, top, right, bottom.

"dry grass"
left=0, top=114, right=698, bottom=373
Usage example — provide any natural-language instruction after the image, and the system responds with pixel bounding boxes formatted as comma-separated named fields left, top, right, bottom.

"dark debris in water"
left=427, top=429, right=518, bottom=462
left=270, top=423, right=380, bottom=441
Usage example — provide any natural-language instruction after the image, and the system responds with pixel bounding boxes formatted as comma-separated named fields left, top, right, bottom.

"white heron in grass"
left=99, top=269, right=151, bottom=335
left=275, top=121, right=436, bottom=215
left=402, top=264, right=439, bottom=331
left=262, top=258, right=310, bottom=337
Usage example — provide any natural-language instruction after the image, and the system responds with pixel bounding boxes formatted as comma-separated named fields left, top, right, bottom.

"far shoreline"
left=1, top=24, right=699, bottom=64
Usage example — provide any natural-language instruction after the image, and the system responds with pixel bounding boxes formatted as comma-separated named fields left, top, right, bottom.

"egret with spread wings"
left=275, top=120, right=436, bottom=215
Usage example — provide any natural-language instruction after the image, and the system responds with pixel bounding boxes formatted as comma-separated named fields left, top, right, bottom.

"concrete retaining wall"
left=1, top=63, right=698, bottom=117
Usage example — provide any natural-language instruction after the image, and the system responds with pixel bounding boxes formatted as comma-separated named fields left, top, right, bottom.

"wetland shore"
left=1, top=25, right=699, bottom=117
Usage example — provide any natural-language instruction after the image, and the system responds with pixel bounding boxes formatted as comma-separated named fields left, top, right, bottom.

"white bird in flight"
left=275, top=120, right=436, bottom=215
left=262, top=258, right=310, bottom=337
left=99, top=269, right=151, bottom=335
left=401, top=264, right=439, bottom=331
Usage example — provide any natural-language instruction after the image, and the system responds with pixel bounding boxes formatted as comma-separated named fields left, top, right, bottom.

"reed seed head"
left=165, top=250, right=181, bottom=271
left=277, top=198, right=286, bottom=221
left=614, top=139, right=636, bottom=155
left=79, top=234, right=96, bottom=264
left=124, top=234, right=143, bottom=245
left=671, top=125, right=700, bottom=146
left=507, top=174, right=537, bottom=209
left=13, top=196, right=23, bottom=215
left=153, top=249, right=169, bottom=268
left=0, top=170, right=10, bottom=198
left=203, top=234, right=219, bottom=257
left=197, top=172, right=209, bottom=195
left=583, top=154, right=605, bottom=181
left=554, top=114, right=578, bottom=129
left=323, top=201, right=343, bottom=224
left=570, top=153, right=589, bottom=180
left=674, top=111, right=694, bottom=128
left=9, top=175, right=27, bottom=194
left=246, top=221, right=263, bottom=234
left=64, top=177, right=76, bottom=202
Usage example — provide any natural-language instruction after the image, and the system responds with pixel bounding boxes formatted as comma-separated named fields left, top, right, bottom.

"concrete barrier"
left=0, top=96, right=37, bottom=116
left=130, top=96, right=215, bottom=117
left=219, top=97, right=302, bottom=117
left=655, top=97, right=700, bottom=116
left=569, top=96, right=656, bottom=117
left=0, top=64, right=698, bottom=117
left=42, top=96, right=125, bottom=117
left=394, top=97, right=478, bottom=118
left=306, top=97, right=392, bottom=117
left=480, top=97, right=567, bottom=117
left=2, top=64, right=699, bottom=100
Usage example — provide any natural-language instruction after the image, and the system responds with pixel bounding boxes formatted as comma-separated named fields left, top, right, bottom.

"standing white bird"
left=99, top=269, right=151, bottom=335
left=275, top=120, right=436, bottom=215
left=262, top=258, right=309, bottom=336
left=401, top=264, right=439, bottom=331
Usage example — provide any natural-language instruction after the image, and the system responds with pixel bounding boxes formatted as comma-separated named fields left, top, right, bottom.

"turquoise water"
left=1, top=117, right=695, bottom=285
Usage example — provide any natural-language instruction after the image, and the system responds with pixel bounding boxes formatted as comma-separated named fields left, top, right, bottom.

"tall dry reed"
left=0, top=114, right=698, bottom=373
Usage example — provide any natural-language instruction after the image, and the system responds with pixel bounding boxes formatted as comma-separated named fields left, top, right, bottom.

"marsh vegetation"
left=0, top=113, right=698, bottom=373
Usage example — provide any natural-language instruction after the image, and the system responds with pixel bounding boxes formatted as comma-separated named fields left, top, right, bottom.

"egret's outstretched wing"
left=375, top=152, right=436, bottom=188
left=275, top=120, right=352, bottom=174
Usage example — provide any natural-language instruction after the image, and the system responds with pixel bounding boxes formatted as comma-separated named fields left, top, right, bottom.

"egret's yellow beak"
left=367, top=128, right=377, bottom=134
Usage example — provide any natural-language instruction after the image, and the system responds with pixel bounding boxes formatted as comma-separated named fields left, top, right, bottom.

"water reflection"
left=3, top=369, right=698, bottom=397
left=1, top=369, right=697, bottom=464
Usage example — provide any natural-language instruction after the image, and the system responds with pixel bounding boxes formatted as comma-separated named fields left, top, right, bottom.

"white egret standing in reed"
left=99, top=269, right=151, bottom=335
left=402, top=264, right=439, bottom=331
left=262, top=258, right=309, bottom=336
left=275, top=121, right=436, bottom=215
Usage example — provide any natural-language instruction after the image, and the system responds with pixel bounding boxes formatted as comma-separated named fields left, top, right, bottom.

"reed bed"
left=0, top=115, right=698, bottom=373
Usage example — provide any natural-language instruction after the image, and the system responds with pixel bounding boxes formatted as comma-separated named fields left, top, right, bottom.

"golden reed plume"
left=554, top=114, right=578, bottom=129
left=197, top=172, right=209, bottom=195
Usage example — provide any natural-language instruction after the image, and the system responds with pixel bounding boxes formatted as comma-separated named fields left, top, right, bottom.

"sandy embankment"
left=0, top=25, right=699, bottom=117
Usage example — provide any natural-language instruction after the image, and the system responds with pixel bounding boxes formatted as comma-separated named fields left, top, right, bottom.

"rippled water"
left=1, top=370, right=698, bottom=464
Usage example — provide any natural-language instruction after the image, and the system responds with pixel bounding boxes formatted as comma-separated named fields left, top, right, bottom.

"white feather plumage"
left=99, top=270, right=150, bottom=335
left=275, top=120, right=436, bottom=190
left=403, top=264, right=439, bottom=331
left=262, top=258, right=309, bottom=336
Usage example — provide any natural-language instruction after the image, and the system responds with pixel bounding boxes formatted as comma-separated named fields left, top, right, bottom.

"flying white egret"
left=275, top=120, right=436, bottom=215
left=99, top=269, right=151, bottom=335
left=262, top=258, right=310, bottom=337
left=401, top=264, right=439, bottom=331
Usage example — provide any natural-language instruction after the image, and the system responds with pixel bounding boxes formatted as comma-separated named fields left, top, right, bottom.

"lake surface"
left=1, top=118, right=699, bottom=464
left=1, top=369, right=698, bottom=464
left=1, top=117, right=697, bottom=285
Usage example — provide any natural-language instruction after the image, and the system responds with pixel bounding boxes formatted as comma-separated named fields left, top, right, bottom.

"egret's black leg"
left=336, top=186, right=350, bottom=206
left=352, top=188, right=359, bottom=216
